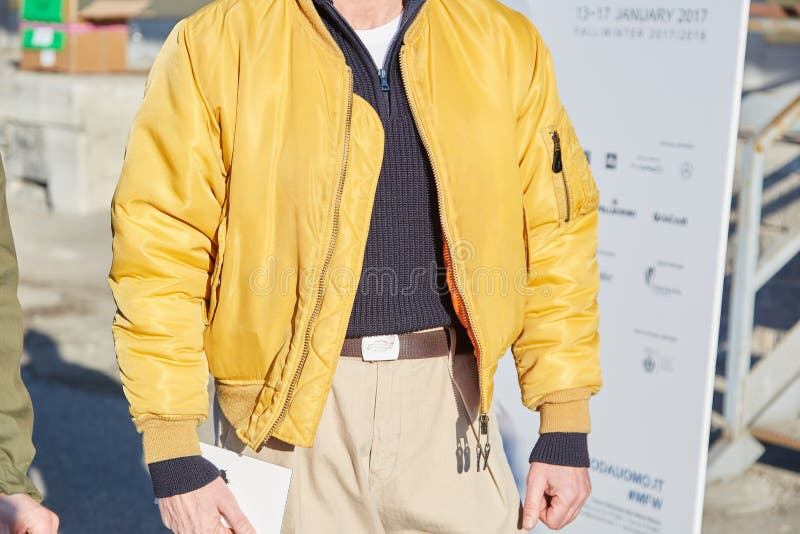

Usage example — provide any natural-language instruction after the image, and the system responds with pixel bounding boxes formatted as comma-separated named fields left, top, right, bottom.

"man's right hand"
left=0, top=493, right=59, bottom=534
left=157, top=477, right=256, bottom=533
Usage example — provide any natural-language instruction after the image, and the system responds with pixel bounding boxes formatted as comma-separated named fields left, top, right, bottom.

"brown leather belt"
left=340, top=323, right=474, bottom=360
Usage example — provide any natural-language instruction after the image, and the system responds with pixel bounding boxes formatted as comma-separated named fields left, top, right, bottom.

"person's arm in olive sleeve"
left=0, top=156, right=41, bottom=501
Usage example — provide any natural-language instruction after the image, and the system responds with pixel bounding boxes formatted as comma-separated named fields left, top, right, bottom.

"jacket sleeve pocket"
left=538, top=106, right=599, bottom=224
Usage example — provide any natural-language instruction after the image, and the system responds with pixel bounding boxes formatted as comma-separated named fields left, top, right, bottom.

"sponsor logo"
left=599, top=198, right=637, bottom=218
left=598, top=249, right=616, bottom=283
left=680, top=161, right=694, bottom=179
left=633, top=328, right=679, bottom=343
left=631, top=154, right=664, bottom=174
left=653, top=211, right=688, bottom=226
left=644, top=260, right=684, bottom=297
left=643, top=346, right=674, bottom=374
left=605, top=152, right=618, bottom=170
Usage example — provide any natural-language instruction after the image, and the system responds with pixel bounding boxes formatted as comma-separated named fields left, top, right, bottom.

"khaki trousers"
left=217, top=327, right=526, bottom=533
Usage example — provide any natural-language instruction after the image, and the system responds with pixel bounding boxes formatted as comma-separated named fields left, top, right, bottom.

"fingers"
left=522, top=467, right=547, bottom=530
left=563, top=473, right=592, bottom=526
left=540, top=493, right=573, bottom=530
left=217, top=489, right=255, bottom=534
left=538, top=468, right=592, bottom=531
left=561, top=490, right=587, bottom=527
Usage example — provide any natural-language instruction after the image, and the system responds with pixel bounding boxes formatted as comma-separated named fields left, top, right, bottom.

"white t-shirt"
left=354, top=14, right=402, bottom=69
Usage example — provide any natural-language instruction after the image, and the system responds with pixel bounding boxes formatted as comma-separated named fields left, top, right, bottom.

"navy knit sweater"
left=321, top=0, right=457, bottom=338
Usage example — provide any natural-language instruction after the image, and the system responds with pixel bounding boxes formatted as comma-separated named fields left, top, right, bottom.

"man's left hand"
left=522, top=462, right=591, bottom=531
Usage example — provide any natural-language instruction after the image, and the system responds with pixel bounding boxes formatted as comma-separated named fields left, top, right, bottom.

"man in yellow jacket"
left=110, top=0, right=602, bottom=532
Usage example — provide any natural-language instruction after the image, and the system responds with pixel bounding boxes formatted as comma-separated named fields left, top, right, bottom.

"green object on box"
left=22, top=27, right=66, bottom=51
left=21, top=0, right=65, bottom=23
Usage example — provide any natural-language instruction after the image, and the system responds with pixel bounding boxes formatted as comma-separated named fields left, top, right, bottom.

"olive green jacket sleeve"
left=0, top=156, right=41, bottom=501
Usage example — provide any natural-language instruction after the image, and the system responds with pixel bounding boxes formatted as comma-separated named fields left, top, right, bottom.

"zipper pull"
left=379, top=68, right=390, bottom=93
left=551, top=131, right=563, bottom=173
left=479, top=413, right=491, bottom=471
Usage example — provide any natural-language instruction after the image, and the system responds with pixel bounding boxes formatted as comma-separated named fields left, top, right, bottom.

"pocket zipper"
left=551, top=130, right=572, bottom=223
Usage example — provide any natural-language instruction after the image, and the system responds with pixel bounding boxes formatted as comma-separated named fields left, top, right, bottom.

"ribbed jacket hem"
left=140, top=419, right=201, bottom=464
left=538, top=397, right=591, bottom=433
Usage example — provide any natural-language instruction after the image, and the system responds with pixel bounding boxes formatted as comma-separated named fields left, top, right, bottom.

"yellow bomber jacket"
left=109, top=0, right=603, bottom=464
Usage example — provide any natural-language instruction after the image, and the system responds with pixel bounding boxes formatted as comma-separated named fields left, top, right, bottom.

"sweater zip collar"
left=314, top=0, right=425, bottom=117
left=314, top=0, right=426, bottom=73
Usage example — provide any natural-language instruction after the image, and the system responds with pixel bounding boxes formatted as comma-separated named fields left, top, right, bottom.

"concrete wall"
left=0, top=61, right=146, bottom=214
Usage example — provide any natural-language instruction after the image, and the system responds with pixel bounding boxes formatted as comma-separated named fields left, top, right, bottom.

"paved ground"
left=703, top=463, right=800, bottom=534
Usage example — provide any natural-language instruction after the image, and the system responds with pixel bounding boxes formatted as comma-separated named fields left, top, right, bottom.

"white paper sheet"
left=200, top=443, right=292, bottom=533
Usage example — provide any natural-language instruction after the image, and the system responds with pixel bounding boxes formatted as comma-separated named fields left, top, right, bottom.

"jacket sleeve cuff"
left=529, top=433, right=590, bottom=467
left=0, top=463, right=43, bottom=503
left=148, top=455, right=221, bottom=498
left=141, top=419, right=202, bottom=464
left=538, top=397, right=591, bottom=434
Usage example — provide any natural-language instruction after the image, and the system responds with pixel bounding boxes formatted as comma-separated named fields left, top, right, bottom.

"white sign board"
left=494, top=2, right=750, bottom=533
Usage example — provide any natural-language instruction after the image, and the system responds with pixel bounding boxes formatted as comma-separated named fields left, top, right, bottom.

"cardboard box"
left=18, top=1, right=150, bottom=73
left=20, top=0, right=149, bottom=23
left=20, top=22, right=129, bottom=73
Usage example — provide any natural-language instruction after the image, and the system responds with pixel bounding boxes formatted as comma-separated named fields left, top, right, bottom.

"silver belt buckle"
left=361, top=334, right=400, bottom=361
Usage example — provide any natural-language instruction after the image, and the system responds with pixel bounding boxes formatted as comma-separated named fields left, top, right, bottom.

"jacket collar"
left=314, top=0, right=426, bottom=24
left=295, top=0, right=343, bottom=57
left=297, top=0, right=428, bottom=58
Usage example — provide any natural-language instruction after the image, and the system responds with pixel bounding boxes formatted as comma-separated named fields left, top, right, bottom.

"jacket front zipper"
left=258, top=71, right=355, bottom=446
left=551, top=130, right=571, bottom=223
left=400, top=48, right=491, bottom=470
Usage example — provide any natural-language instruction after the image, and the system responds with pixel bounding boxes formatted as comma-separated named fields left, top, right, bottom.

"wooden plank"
left=768, top=0, right=800, bottom=8
left=752, top=419, right=800, bottom=451
left=79, top=0, right=150, bottom=21
left=752, top=4, right=792, bottom=17
left=139, top=0, right=211, bottom=18
left=753, top=1, right=800, bottom=18
left=749, top=18, right=800, bottom=46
